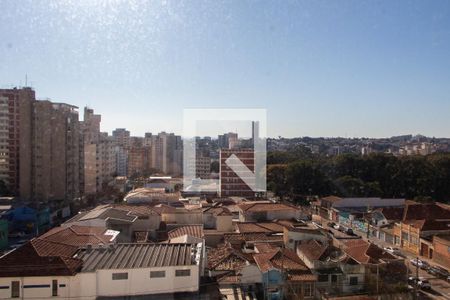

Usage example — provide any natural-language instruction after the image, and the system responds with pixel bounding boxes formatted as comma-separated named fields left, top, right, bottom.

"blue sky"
left=1, top=0, right=450, bottom=138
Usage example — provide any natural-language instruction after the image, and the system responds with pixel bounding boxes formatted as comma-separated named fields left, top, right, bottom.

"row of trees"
left=267, top=146, right=450, bottom=203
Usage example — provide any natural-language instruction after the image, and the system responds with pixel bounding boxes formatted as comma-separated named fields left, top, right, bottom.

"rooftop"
left=207, top=243, right=251, bottom=271
left=65, top=206, right=138, bottom=224
left=39, top=225, right=119, bottom=246
left=76, top=243, right=200, bottom=272
left=402, top=202, right=450, bottom=221
left=236, top=221, right=290, bottom=233
left=168, top=225, right=204, bottom=239
left=202, top=206, right=232, bottom=216
left=238, top=202, right=300, bottom=213
left=342, top=240, right=395, bottom=264
left=0, top=239, right=81, bottom=277
left=253, top=248, right=316, bottom=281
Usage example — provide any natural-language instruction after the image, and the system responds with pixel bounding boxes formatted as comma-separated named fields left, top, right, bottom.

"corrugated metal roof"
left=76, top=243, right=198, bottom=272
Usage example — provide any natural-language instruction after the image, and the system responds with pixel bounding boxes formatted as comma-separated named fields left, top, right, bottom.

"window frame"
left=112, top=272, right=128, bottom=280
left=150, top=270, right=166, bottom=278
left=175, top=269, right=191, bottom=277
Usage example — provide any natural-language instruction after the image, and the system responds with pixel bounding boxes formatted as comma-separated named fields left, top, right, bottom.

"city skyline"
left=1, top=1, right=450, bottom=138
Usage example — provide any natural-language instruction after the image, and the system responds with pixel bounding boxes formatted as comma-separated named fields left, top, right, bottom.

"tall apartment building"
left=218, top=132, right=238, bottom=149
left=219, top=148, right=255, bottom=198
left=150, top=132, right=183, bottom=176
left=0, top=88, right=35, bottom=195
left=0, top=88, right=81, bottom=204
left=196, top=155, right=211, bottom=179
left=112, top=128, right=130, bottom=148
left=127, top=146, right=147, bottom=177
left=28, top=101, right=80, bottom=202
left=114, top=146, right=128, bottom=176
left=81, top=108, right=115, bottom=195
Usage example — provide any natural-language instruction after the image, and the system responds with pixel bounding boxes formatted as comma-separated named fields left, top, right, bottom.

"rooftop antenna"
left=25, top=74, right=28, bottom=87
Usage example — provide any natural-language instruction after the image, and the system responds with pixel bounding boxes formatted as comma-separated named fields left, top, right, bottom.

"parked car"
left=333, top=224, right=340, bottom=230
left=410, top=258, right=429, bottom=269
left=345, top=228, right=354, bottom=235
left=408, top=277, right=432, bottom=290
left=428, top=265, right=450, bottom=279
left=327, top=222, right=336, bottom=228
left=383, top=246, right=401, bottom=255
left=418, top=278, right=432, bottom=290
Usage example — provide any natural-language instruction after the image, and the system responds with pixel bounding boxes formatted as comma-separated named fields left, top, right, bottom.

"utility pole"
left=413, top=257, right=419, bottom=300
left=376, top=264, right=379, bottom=295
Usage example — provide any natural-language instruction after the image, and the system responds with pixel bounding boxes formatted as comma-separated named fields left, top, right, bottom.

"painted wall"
left=216, top=215, right=233, bottom=232
left=0, top=266, right=199, bottom=299
left=96, top=266, right=198, bottom=297
left=162, top=211, right=203, bottom=224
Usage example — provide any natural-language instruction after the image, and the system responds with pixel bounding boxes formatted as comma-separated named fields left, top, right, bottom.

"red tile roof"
left=0, top=239, right=82, bottom=277
left=112, top=204, right=160, bottom=216
left=224, top=232, right=284, bottom=245
left=297, top=240, right=329, bottom=261
left=208, top=243, right=250, bottom=270
left=238, top=202, right=300, bottom=212
left=402, top=202, right=450, bottom=221
left=342, top=240, right=395, bottom=264
left=39, top=225, right=115, bottom=246
left=375, top=207, right=404, bottom=221
left=236, top=222, right=287, bottom=233
left=253, top=248, right=315, bottom=281
left=168, top=225, right=204, bottom=239
left=203, top=206, right=232, bottom=216
left=404, top=219, right=450, bottom=231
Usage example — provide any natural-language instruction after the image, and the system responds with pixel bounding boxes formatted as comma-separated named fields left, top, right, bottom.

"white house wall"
left=0, top=266, right=199, bottom=299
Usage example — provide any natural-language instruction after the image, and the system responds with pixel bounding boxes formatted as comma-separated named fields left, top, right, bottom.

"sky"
left=1, top=0, right=450, bottom=138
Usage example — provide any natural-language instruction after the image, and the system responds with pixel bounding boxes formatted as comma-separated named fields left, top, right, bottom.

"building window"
left=410, top=236, right=418, bottom=245
left=401, top=231, right=409, bottom=241
left=52, top=280, right=58, bottom=296
left=11, top=281, right=20, bottom=298
left=318, top=274, right=328, bottom=282
left=303, top=282, right=313, bottom=297
left=331, top=275, right=337, bottom=283
left=349, top=276, right=358, bottom=286
left=150, top=271, right=165, bottom=278
left=175, top=269, right=191, bottom=277
left=112, top=272, right=128, bottom=280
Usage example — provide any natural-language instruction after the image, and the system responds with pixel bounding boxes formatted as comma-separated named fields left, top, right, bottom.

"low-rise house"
left=63, top=204, right=161, bottom=242
left=202, top=206, right=233, bottom=232
left=0, top=239, right=82, bottom=299
left=340, top=239, right=407, bottom=293
left=393, top=202, right=450, bottom=256
left=253, top=247, right=317, bottom=300
left=283, top=224, right=329, bottom=250
left=297, top=240, right=365, bottom=296
left=0, top=242, right=204, bottom=299
left=167, top=224, right=204, bottom=244
left=207, top=242, right=261, bottom=289
left=318, top=196, right=405, bottom=222
left=237, top=202, right=304, bottom=222
left=224, top=232, right=284, bottom=250
left=433, top=234, right=450, bottom=269
left=38, top=225, right=119, bottom=246
left=153, top=204, right=203, bottom=225
left=236, top=220, right=293, bottom=234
